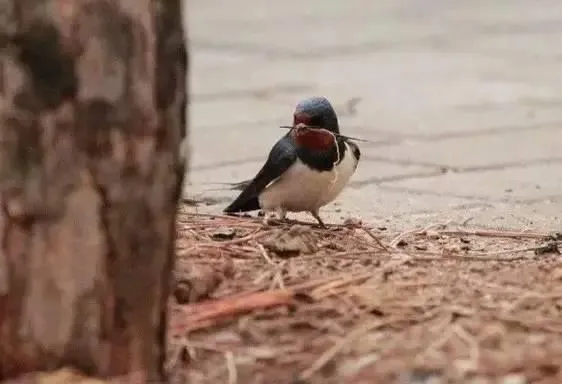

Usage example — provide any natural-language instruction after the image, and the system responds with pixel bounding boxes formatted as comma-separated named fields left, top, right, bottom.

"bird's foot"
left=262, top=208, right=288, bottom=226
left=262, top=214, right=274, bottom=226
left=262, top=212, right=284, bottom=227
left=310, top=211, right=327, bottom=229
left=276, top=208, right=287, bottom=222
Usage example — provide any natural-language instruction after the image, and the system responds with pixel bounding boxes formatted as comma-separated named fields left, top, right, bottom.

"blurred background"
left=183, top=0, right=562, bottom=230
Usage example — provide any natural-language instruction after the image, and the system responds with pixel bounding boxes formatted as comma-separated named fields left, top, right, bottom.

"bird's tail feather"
left=223, top=195, right=260, bottom=213
left=194, top=180, right=252, bottom=191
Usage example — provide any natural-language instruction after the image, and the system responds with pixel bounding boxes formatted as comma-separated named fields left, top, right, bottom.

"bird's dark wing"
left=223, top=135, right=297, bottom=213
left=228, top=180, right=253, bottom=191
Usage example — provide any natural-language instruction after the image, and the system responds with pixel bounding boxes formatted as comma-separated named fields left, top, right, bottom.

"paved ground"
left=183, top=0, right=562, bottom=231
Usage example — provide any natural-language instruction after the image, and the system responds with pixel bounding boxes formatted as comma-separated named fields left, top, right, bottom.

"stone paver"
left=184, top=0, right=562, bottom=230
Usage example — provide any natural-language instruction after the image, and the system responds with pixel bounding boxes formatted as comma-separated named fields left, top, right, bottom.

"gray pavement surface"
left=183, top=0, right=562, bottom=231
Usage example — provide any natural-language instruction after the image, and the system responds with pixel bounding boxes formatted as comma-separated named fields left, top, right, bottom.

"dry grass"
left=169, top=205, right=562, bottom=384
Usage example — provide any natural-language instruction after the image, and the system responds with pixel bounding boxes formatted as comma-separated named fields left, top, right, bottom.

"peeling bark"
left=0, top=0, right=188, bottom=381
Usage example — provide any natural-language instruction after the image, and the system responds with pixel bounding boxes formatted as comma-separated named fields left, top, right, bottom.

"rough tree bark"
left=0, top=0, right=188, bottom=381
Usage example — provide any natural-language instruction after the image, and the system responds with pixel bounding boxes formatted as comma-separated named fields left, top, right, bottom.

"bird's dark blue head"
left=292, top=96, right=340, bottom=134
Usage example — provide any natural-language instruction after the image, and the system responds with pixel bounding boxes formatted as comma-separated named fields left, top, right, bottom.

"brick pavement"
left=183, top=0, right=562, bottom=231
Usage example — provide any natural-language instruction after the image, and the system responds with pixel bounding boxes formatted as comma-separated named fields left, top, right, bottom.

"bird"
left=223, top=96, right=361, bottom=227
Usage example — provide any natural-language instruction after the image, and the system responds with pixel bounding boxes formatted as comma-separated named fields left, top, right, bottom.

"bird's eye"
left=293, top=112, right=313, bottom=126
left=309, top=116, right=324, bottom=128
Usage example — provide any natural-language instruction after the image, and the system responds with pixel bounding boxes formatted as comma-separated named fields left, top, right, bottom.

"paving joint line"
left=375, top=185, right=562, bottom=206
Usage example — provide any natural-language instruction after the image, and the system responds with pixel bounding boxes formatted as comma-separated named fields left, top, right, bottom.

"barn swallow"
left=223, top=96, right=361, bottom=227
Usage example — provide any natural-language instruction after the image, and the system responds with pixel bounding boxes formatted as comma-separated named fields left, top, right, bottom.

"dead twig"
left=311, top=256, right=411, bottom=300
left=299, top=319, right=389, bottom=380
left=258, top=244, right=286, bottom=289
left=452, top=324, right=480, bottom=373
left=192, top=229, right=269, bottom=248
left=257, top=243, right=275, bottom=266
left=359, top=227, right=391, bottom=251
left=310, top=272, right=374, bottom=299
left=493, top=313, right=562, bottom=334
left=435, top=228, right=556, bottom=240
left=175, top=289, right=295, bottom=332
left=390, top=222, right=450, bottom=248
left=225, top=351, right=237, bottom=384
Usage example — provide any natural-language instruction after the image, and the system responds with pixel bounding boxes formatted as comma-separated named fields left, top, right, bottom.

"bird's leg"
left=262, top=210, right=274, bottom=226
left=276, top=208, right=287, bottom=222
left=262, top=209, right=285, bottom=226
left=310, top=210, right=326, bottom=228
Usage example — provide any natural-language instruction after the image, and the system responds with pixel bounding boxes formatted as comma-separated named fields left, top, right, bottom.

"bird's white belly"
left=259, top=144, right=358, bottom=213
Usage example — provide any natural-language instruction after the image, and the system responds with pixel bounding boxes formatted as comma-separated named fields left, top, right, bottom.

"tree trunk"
left=0, top=0, right=188, bottom=381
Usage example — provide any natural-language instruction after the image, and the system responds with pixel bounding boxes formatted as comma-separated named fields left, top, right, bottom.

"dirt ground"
left=169, top=205, right=562, bottom=384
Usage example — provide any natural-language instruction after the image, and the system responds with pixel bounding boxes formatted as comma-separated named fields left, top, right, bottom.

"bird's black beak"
left=295, top=123, right=312, bottom=134
left=280, top=124, right=312, bottom=134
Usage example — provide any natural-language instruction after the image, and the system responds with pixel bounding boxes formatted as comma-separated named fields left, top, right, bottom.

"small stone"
left=260, top=225, right=319, bottom=257
left=210, top=227, right=236, bottom=240
left=396, top=239, right=408, bottom=247
left=173, top=264, right=224, bottom=304
left=343, top=217, right=362, bottom=227
left=534, top=242, right=560, bottom=255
